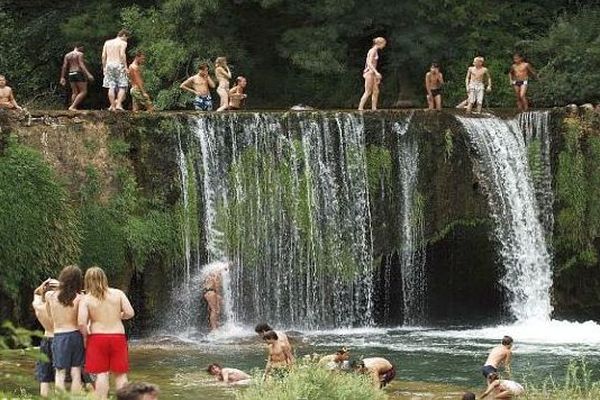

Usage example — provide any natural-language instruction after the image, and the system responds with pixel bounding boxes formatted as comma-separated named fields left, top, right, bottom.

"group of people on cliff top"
left=30, top=265, right=159, bottom=400
left=0, top=29, right=247, bottom=113
left=361, top=37, right=537, bottom=113
left=0, top=31, right=552, bottom=114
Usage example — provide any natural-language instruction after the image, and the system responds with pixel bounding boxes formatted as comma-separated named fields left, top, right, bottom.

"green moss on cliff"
left=0, top=142, right=80, bottom=303
left=555, top=116, right=600, bottom=269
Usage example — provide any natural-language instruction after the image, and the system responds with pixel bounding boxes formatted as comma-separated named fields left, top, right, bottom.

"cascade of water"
left=518, top=111, right=554, bottom=237
left=394, top=115, right=427, bottom=325
left=457, top=115, right=553, bottom=322
left=184, top=112, right=375, bottom=329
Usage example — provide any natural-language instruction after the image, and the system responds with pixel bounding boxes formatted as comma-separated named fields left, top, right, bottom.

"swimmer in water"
left=358, top=37, right=387, bottom=111
left=207, top=363, right=252, bottom=385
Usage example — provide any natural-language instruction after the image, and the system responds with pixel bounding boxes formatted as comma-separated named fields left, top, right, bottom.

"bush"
left=237, top=360, right=388, bottom=400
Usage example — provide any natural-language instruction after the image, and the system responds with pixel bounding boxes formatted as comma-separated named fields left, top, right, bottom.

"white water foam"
left=458, top=115, right=553, bottom=322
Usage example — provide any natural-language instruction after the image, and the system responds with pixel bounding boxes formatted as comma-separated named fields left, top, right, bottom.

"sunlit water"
left=3, top=321, right=600, bottom=398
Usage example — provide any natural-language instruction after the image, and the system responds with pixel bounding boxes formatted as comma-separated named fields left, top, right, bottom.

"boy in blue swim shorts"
left=180, top=62, right=216, bottom=111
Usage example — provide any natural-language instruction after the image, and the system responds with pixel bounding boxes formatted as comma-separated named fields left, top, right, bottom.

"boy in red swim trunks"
left=78, top=267, right=135, bottom=400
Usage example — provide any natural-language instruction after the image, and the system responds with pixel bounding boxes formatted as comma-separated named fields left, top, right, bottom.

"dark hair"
left=431, top=63, right=440, bottom=69
left=236, top=76, right=246, bottom=84
left=255, top=323, right=272, bottom=334
left=198, top=62, right=209, bottom=71
left=207, top=363, right=221, bottom=374
left=118, top=29, right=130, bottom=37
left=351, top=360, right=365, bottom=369
left=513, top=52, right=524, bottom=58
left=57, top=265, right=83, bottom=307
left=116, top=382, right=159, bottom=400
left=336, top=347, right=349, bottom=355
left=488, top=372, right=499, bottom=382
left=263, top=330, right=278, bottom=341
left=502, top=335, right=513, bottom=346
left=135, top=50, right=145, bottom=58
left=462, top=392, right=476, bottom=400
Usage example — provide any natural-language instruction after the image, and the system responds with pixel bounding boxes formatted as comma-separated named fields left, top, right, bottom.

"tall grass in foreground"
left=236, top=360, right=387, bottom=400
left=523, top=360, right=600, bottom=400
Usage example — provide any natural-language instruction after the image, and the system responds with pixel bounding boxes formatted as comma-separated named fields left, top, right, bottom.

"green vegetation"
left=237, top=360, right=387, bottom=400
left=0, top=143, right=80, bottom=311
left=523, top=360, right=600, bottom=400
left=555, top=115, right=600, bottom=270
left=0, top=1, right=598, bottom=109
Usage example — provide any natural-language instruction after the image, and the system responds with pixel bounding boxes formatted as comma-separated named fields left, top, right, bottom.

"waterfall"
left=518, top=111, right=554, bottom=237
left=457, top=115, right=553, bottom=322
left=394, top=115, right=426, bottom=325
left=183, top=112, right=375, bottom=329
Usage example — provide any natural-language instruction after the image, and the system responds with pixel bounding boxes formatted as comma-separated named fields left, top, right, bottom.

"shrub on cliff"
left=0, top=144, right=80, bottom=310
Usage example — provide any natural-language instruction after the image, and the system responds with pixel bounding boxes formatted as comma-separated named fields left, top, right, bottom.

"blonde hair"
left=215, top=57, right=227, bottom=67
left=373, top=37, right=386, bottom=46
left=85, top=266, right=109, bottom=300
left=474, top=56, right=485, bottom=64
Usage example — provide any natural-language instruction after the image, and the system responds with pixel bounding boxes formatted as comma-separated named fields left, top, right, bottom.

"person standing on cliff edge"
left=358, top=37, right=387, bottom=111
left=128, top=50, right=154, bottom=112
left=102, top=30, right=130, bottom=111
left=60, top=43, right=94, bottom=111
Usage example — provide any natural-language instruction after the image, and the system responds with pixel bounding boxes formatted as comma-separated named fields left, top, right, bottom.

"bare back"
left=83, top=288, right=134, bottom=334
left=65, top=51, right=84, bottom=72
left=485, top=345, right=510, bottom=368
left=363, top=357, right=393, bottom=374
left=33, top=295, right=54, bottom=336
left=103, top=37, right=127, bottom=66
left=222, top=368, right=251, bottom=382
left=46, top=291, right=81, bottom=333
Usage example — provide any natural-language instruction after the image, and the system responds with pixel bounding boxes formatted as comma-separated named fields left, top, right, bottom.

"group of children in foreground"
left=207, top=324, right=521, bottom=399
left=32, top=265, right=139, bottom=399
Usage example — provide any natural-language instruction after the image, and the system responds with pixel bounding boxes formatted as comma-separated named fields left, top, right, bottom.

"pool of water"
left=2, top=320, right=600, bottom=399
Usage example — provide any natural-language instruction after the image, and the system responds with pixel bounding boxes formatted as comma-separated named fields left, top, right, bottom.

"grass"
left=237, top=358, right=388, bottom=400
left=523, top=360, right=600, bottom=400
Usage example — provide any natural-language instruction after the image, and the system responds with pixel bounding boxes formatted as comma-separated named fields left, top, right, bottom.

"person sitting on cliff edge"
left=0, top=75, right=22, bottom=110
left=481, top=335, right=513, bottom=379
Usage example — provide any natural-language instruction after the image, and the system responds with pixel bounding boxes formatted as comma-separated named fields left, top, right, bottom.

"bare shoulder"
left=44, top=290, right=56, bottom=302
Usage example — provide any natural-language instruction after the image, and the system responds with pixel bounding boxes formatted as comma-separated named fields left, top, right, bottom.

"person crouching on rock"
left=354, top=357, right=396, bottom=389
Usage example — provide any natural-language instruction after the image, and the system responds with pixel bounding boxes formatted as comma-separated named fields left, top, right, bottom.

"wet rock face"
left=3, top=109, right=595, bottom=329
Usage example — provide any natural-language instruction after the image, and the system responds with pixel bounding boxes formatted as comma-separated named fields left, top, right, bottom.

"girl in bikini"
left=215, top=57, right=232, bottom=112
left=358, top=37, right=387, bottom=111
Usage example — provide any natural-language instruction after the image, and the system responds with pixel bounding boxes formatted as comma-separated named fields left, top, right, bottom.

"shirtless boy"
left=60, top=44, right=94, bottom=111
left=78, top=266, right=135, bottom=400
left=180, top=63, right=216, bottom=111
left=102, top=30, right=130, bottom=111
left=45, top=265, right=85, bottom=394
left=207, top=363, right=252, bottom=385
left=228, top=76, right=248, bottom=110
left=33, top=278, right=60, bottom=397
left=509, top=53, right=537, bottom=111
left=261, top=330, right=295, bottom=378
left=465, top=56, right=492, bottom=114
left=481, top=372, right=525, bottom=399
left=318, top=347, right=350, bottom=370
left=354, top=357, right=396, bottom=389
left=482, top=335, right=513, bottom=378
left=425, top=63, right=444, bottom=110
left=0, top=75, right=22, bottom=110
left=128, top=51, right=154, bottom=112
left=255, top=323, right=294, bottom=362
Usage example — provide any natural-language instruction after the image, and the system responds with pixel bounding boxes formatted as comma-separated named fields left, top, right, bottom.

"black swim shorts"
left=35, top=337, right=55, bottom=383
left=481, top=364, right=498, bottom=378
left=68, top=71, right=86, bottom=83
left=52, top=330, right=84, bottom=369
